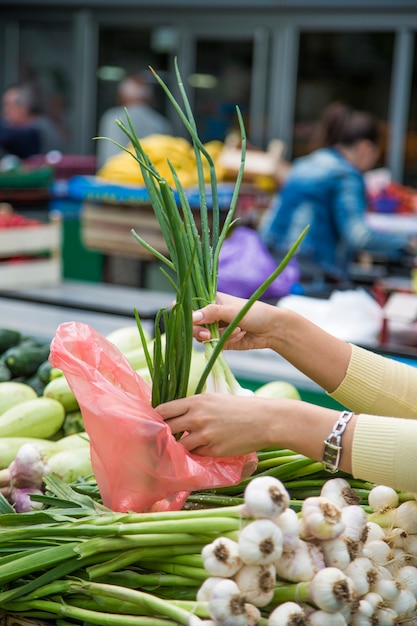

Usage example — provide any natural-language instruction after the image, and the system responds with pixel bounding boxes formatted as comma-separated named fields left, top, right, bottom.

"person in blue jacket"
left=259, top=102, right=416, bottom=288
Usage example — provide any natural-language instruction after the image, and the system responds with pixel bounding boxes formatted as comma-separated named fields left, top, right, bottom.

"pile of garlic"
left=197, top=476, right=417, bottom=625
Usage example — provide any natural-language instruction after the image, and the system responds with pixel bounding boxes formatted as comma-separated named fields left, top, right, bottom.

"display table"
left=0, top=297, right=155, bottom=342
left=0, top=279, right=172, bottom=319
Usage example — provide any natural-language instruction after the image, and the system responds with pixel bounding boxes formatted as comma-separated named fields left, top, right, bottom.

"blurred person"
left=259, top=102, right=417, bottom=289
left=96, top=74, right=174, bottom=169
left=0, top=83, right=67, bottom=159
left=0, top=84, right=41, bottom=159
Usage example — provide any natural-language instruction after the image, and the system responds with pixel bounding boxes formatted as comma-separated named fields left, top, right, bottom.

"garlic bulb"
left=275, top=539, right=325, bottom=583
left=202, top=536, right=242, bottom=577
left=393, top=500, right=417, bottom=534
left=370, top=565, right=400, bottom=601
left=273, top=507, right=300, bottom=552
left=244, top=603, right=261, bottom=626
left=308, top=566, right=357, bottom=613
left=363, top=539, right=394, bottom=567
left=344, top=557, right=374, bottom=596
left=301, top=496, right=345, bottom=541
left=320, top=537, right=351, bottom=570
left=374, top=606, right=398, bottom=626
left=385, top=588, right=417, bottom=617
left=197, top=577, right=226, bottom=602
left=268, top=602, right=308, bottom=626
left=233, top=563, right=276, bottom=607
left=320, top=477, right=360, bottom=509
left=341, top=505, right=368, bottom=543
left=243, top=476, right=290, bottom=519
left=238, top=518, right=283, bottom=565
left=309, top=609, right=348, bottom=625
left=395, top=564, right=417, bottom=597
left=208, top=578, right=247, bottom=626
left=368, top=485, right=399, bottom=513
left=365, top=522, right=386, bottom=543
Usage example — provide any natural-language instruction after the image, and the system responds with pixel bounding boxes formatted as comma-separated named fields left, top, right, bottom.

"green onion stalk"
left=103, top=58, right=307, bottom=405
left=0, top=477, right=259, bottom=624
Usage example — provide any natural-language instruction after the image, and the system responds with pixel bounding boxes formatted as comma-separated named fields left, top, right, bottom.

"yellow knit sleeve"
left=352, top=414, right=417, bottom=492
left=329, top=344, right=417, bottom=492
left=329, top=344, right=417, bottom=418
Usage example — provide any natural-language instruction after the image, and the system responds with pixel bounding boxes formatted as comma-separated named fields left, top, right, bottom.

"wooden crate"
left=81, top=201, right=227, bottom=260
left=0, top=218, right=62, bottom=288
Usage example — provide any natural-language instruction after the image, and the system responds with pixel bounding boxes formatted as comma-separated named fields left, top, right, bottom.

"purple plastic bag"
left=218, top=226, right=299, bottom=299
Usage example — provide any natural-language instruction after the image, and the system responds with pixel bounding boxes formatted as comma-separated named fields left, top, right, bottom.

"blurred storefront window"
left=293, top=32, right=395, bottom=163
left=192, top=39, right=253, bottom=143
left=18, top=20, right=73, bottom=152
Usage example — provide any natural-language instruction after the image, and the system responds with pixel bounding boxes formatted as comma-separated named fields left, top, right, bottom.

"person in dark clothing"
left=0, top=83, right=66, bottom=159
left=0, top=84, right=42, bottom=159
left=0, top=121, right=41, bottom=159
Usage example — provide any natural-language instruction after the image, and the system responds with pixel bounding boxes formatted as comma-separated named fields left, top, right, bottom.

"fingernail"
left=193, top=310, right=204, bottom=322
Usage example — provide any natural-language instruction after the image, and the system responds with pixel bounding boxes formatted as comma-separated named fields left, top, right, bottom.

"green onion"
left=113, top=58, right=307, bottom=404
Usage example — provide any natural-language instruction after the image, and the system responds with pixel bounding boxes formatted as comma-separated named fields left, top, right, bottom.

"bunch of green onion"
left=108, top=58, right=306, bottom=406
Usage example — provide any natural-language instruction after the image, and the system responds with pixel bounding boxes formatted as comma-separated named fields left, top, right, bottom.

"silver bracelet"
left=322, top=410, right=354, bottom=473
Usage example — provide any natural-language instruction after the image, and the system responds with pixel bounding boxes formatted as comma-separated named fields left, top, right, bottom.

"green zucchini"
left=4, top=343, right=51, bottom=378
left=106, top=325, right=149, bottom=355
left=0, top=437, right=59, bottom=469
left=55, top=432, right=90, bottom=451
left=43, top=376, right=79, bottom=413
left=63, top=410, right=84, bottom=435
left=47, top=447, right=92, bottom=483
left=24, top=374, right=47, bottom=397
left=0, top=381, right=38, bottom=414
left=0, top=358, right=11, bottom=383
left=0, top=329, right=21, bottom=355
left=37, top=360, right=54, bottom=384
left=0, top=397, right=65, bottom=438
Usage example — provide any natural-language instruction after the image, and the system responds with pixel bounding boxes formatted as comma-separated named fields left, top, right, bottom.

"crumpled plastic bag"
left=49, top=321, right=258, bottom=513
left=217, top=225, right=300, bottom=300
left=278, top=288, right=384, bottom=344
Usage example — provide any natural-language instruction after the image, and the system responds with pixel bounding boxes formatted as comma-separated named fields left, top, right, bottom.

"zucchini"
left=47, top=447, right=92, bottom=483
left=4, top=343, right=51, bottom=378
left=63, top=410, right=84, bottom=435
left=37, top=360, right=54, bottom=384
left=0, top=381, right=38, bottom=414
left=43, top=376, right=79, bottom=413
left=0, top=329, right=21, bottom=355
left=124, top=346, right=148, bottom=371
left=106, top=325, right=149, bottom=355
left=0, top=437, right=59, bottom=469
left=0, top=397, right=65, bottom=438
left=55, top=432, right=90, bottom=451
left=24, top=373, right=47, bottom=397
left=0, top=358, right=11, bottom=383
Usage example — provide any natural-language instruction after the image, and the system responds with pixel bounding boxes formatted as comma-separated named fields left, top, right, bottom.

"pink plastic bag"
left=50, top=322, right=258, bottom=513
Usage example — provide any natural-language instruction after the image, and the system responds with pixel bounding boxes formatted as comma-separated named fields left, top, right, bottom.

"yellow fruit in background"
left=97, top=134, right=225, bottom=188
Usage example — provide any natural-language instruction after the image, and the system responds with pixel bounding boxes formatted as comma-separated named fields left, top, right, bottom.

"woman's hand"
left=156, top=393, right=279, bottom=457
left=192, top=292, right=281, bottom=352
left=193, top=292, right=352, bottom=393
left=157, top=392, right=353, bottom=474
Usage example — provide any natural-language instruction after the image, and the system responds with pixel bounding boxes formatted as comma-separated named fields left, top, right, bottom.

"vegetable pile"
left=0, top=475, right=416, bottom=625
